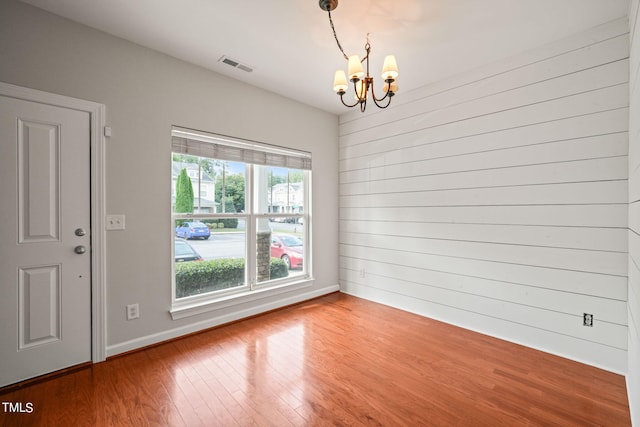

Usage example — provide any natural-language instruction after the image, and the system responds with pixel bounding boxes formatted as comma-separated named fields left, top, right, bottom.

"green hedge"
left=175, top=258, right=288, bottom=298
left=202, top=218, right=238, bottom=229
left=269, top=258, right=288, bottom=279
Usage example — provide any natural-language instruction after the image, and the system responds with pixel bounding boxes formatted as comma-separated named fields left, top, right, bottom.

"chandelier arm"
left=339, top=92, right=361, bottom=108
left=370, top=81, right=391, bottom=103
left=371, top=95, right=392, bottom=109
left=368, top=80, right=392, bottom=108
left=327, top=10, right=349, bottom=61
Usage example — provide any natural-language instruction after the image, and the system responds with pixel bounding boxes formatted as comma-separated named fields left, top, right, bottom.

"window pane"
left=174, top=218, right=247, bottom=298
left=172, top=155, right=200, bottom=214
left=255, top=165, right=304, bottom=214
left=172, top=155, right=245, bottom=214
left=256, top=217, right=305, bottom=284
left=216, top=161, right=246, bottom=214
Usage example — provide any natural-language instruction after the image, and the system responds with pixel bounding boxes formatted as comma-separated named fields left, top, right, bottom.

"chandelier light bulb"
left=384, top=80, right=399, bottom=93
left=333, top=70, right=348, bottom=93
left=347, top=55, right=364, bottom=80
left=354, top=80, right=368, bottom=101
left=381, top=55, right=399, bottom=80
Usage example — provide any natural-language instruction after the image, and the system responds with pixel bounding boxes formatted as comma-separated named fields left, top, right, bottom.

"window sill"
left=169, top=277, right=314, bottom=320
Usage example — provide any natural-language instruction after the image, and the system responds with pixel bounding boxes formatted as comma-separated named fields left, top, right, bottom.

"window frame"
left=170, top=127, right=313, bottom=319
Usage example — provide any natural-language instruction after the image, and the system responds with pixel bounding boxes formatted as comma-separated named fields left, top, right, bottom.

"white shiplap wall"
left=628, top=1, right=640, bottom=424
left=339, top=18, right=629, bottom=373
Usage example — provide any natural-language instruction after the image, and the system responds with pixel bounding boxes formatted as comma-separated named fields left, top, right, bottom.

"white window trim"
left=170, top=277, right=314, bottom=320
left=170, top=127, right=312, bottom=319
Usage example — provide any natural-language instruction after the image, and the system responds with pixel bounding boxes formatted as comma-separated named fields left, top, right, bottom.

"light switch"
left=106, top=214, right=125, bottom=230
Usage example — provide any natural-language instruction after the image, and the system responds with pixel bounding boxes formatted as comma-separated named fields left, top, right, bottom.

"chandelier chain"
left=328, top=10, right=349, bottom=61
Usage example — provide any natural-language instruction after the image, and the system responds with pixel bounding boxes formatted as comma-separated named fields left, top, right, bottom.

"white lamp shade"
left=348, top=55, right=364, bottom=80
left=333, top=70, right=348, bottom=92
left=381, top=55, right=399, bottom=80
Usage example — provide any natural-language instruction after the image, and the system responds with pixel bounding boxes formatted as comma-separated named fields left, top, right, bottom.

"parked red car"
left=270, top=234, right=303, bottom=269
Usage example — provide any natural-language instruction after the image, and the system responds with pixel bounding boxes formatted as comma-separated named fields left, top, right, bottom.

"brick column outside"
left=257, top=230, right=271, bottom=282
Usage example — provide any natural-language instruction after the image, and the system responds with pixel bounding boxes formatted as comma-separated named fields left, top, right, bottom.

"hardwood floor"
left=0, top=292, right=631, bottom=426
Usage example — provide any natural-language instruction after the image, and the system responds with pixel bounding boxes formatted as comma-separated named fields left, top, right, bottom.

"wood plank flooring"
left=0, top=292, right=631, bottom=426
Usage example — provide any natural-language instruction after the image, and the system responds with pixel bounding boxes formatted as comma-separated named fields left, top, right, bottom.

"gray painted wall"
left=1, top=0, right=636, bottom=419
left=339, top=18, right=630, bottom=374
left=0, top=0, right=339, bottom=353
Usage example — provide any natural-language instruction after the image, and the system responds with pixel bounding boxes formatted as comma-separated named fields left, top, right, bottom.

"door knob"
left=74, top=245, right=87, bottom=254
left=75, top=228, right=87, bottom=237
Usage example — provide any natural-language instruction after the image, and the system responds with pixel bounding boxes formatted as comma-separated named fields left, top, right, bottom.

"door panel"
left=19, top=265, right=61, bottom=349
left=0, top=95, right=91, bottom=387
left=18, top=119, right=61, bottom=243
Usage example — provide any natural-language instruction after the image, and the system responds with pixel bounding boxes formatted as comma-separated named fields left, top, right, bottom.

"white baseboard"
left=627, top=375, right=638, bottom=427
left=106, top=284, right=339, bottom=357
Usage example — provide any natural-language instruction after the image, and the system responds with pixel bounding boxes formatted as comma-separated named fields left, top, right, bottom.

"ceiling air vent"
left=219, top=55, right=254, bottom=73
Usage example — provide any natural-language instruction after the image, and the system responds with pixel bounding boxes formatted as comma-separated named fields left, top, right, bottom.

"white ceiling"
left=21, top=0, right=629, bottom=115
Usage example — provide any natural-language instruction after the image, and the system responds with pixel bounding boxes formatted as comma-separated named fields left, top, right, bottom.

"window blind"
left=171, top=127, right=312, bottom=170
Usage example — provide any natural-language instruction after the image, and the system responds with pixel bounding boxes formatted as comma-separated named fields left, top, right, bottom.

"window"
left=171, top=127, right=312, bottom=313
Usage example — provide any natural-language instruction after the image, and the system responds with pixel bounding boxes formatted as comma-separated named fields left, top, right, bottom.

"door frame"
left=0, top=81, right=107, bottom=363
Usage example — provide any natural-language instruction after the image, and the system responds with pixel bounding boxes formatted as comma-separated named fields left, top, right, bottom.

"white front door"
left=0, top=95, right=92, bottom=387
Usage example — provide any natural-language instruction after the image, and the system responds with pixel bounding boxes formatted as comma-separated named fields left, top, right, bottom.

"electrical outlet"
left=583, top=313, right=593, bottom=327
left=127, top=303, right=139, bottom=320
left=106, top=214, right=126, bottom=230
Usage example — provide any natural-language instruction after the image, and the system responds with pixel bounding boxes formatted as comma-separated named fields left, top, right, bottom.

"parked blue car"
left=175, top=221, right=211, bottom=240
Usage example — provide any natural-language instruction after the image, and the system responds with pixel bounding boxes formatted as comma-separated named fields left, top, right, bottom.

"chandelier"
left=319, top=0, right=399, bottom=112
